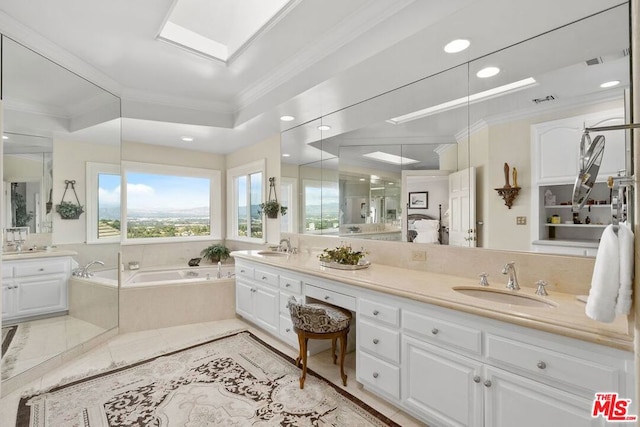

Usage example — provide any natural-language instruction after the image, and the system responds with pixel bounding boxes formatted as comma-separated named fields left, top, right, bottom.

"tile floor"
left=0, top=318, right=426, bottom=426
left=1, top=315, right=106, bottom=381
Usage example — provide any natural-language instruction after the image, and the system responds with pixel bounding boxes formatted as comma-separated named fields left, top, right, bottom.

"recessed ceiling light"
left=181, top=136, right=194, bottom=142
left=317, top=125, right=331, bottom=131
left=2, top=135, right=8, bottom=140
left=282, top=153, right=291, bottom=157
left=476, top=66, right=500, bottom=78
left=359, top=178, right=365, bottom=181
left=444, top=39, right=470, bottom=53
left=600, top=80, right=620, bottom=88
left=280, top=115, right=295, bottom=121
left=388, top=182, right=394, bottom=185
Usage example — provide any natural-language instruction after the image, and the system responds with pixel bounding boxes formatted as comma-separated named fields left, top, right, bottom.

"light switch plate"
left=411, top=250, right=427, bottom=261
left=516, top=216, right=527, bottom=225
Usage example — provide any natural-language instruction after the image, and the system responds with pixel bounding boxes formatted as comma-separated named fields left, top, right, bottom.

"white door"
left=484, top=366, right=602, bottom=427
left=402, top=336, right=483, bottom=427
left=449, top=167, right=476, bottom=247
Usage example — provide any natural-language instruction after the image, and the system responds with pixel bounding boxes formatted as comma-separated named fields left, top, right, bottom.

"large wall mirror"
left=1, top=36, right=121, bottom=383
left=282, top=3, right=631, bottom=255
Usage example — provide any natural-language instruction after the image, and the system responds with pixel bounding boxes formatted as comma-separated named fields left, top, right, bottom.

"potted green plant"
left=259, top=200, right=288, bottom=219
left=55, top=201, right=84, bottom=220
left=200, top=244, right=231, bottom=263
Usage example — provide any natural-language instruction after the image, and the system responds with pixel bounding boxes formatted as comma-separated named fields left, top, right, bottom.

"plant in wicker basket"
left=56, top=201, right=84, bottom=219
left=318, top=243, right=368, bottom=265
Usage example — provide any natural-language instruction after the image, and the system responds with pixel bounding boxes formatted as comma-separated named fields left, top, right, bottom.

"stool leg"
left=300, top=336, right=309, bottom=389
left=295, top=331, right=303, bottom=368
left=331, top=337, right=337, bottom=364
left=339, top=331, right=348, bottom=386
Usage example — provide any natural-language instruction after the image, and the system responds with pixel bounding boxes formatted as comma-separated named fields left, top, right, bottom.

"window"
left=86, top=162, right=121, bottom=244
left=121, top=161, right=221, bottom=244
left=227, top=159, right=265, bottom=243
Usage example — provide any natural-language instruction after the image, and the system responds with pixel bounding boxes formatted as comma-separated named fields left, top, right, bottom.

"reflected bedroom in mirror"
left=281, top=3, right=631, bottom=256
left=1, top=35, right=121, bottom=389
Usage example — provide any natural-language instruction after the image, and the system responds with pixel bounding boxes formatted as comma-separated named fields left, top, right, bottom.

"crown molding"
left=121, top=88, right=233, bottom=114
left=0, top=11, right=123, bottom=98
left=231, top=0, right=416, bottom=112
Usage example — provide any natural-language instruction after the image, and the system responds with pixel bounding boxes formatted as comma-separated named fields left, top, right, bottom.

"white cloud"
left=98, top=185, right=121, bottom=204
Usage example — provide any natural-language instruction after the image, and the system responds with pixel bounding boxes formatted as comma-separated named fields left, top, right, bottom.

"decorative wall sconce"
left=494, top=163, right=521, bottom=209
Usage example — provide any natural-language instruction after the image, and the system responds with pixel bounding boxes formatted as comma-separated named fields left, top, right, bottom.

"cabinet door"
left=484, top=366, right=602, bottom=427
left=3, top=284, right=15, bottom=317
left=402, top=336, right=483, bottom=427
left=15, top=274, right=67, bottom=316
left=253, top=284, right=279, bottom=334
left=536, top=125, right=580, bottom=183
left=235, top=280, right=255, bottom=320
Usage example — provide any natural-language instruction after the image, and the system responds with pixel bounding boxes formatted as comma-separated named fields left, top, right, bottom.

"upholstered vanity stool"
left=287, top=296, right=352, bottom=389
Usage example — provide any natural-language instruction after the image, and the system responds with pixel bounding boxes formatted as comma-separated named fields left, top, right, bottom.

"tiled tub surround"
left=232, top=249, right=634, bottom=426
left=119, top=265, right=236, bottom=333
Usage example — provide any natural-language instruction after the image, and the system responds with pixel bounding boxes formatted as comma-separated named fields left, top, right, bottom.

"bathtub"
left=118, top=265, right=237, bottom=332
left=124, top=265, right=235, bottom=287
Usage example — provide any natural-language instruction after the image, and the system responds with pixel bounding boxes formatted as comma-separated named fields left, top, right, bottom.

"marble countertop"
left=2, top=249, right=78, bottom=261
left=231, top=250, right=632, bottom=351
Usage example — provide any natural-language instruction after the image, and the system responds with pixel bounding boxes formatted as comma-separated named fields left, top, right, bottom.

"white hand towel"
left=586, top=225, right=619, bottom=323
left=615, top=222, right=634, bottom=315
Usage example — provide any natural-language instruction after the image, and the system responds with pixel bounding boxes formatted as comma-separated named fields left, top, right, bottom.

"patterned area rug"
left=18, top=331, right=399, bottom=426
left=2, top=325, right=18, bottom=358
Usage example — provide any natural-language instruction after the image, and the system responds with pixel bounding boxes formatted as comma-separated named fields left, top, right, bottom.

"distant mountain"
left=98, top=205, right=210, bottom=220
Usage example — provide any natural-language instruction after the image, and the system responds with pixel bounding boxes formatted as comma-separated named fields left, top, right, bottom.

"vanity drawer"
left=279, top=292, right=301, bottom=314
left=235, top=264, right=254, bottom=279
left=305, top=284, right=356, bottom=311
left=14, top=260, right=67, bottom=277
left=358, top=351, right=400, bottom=399
left=359, top=298, right=399, bottom=327
left=279, top=314, right=298, bottom=346
left=279, top=275, right=302, bottom=294
left=486, top=334, right=618, bottom=393
left=359, top=318, right=400, bottom=364
left=403, top=310, right=482, bottom=356
left=254, top=268, right=278, bottom=287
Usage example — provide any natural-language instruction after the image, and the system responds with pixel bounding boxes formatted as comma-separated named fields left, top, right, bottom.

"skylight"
left=363, top=151, right=419, bottom=165
left=158, top=0, right=292, bottom=63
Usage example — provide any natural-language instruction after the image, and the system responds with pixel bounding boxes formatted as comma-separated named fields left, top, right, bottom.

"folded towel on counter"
left=615, top=222, right=634, bottom=315
left=585, top=225, right=619, bottom=323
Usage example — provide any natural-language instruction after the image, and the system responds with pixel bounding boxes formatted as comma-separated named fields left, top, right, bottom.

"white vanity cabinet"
left=235, top=261, right=279, bottom=335
left=2, top=256, right=74, bottom=322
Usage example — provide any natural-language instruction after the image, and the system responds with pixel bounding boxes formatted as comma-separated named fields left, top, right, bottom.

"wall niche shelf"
left=544, top=223, right=607, bottom=228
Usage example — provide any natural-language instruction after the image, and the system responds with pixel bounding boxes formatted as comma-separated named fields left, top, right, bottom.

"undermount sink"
left=256, top=251, right=290, bottom=257
left=453, top=286, right=557, bottom=308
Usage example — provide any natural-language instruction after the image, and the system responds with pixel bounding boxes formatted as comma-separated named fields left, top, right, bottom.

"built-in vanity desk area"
left=2, top=250, right=77, bottom=323
left=231, top=250, right=634, bottom=427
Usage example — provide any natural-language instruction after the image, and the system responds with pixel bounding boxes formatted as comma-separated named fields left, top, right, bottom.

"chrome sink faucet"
left=279, top=238, right=291, bottom=253
left=502, top=262, right=520, bottom=291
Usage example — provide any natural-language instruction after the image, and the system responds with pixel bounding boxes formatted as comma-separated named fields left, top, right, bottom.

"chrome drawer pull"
left=473, top=376, right=481, bottom=383
left=484, top=380, right=492, bottom=387
left=240, top=269, right=245, bottom=273
left=285, top=283, right=291, bottom=287
left=262, top=276, right=268, bottom=280
left=324, top=296, right=330, bottom=300
left=431, top=328, right=439, bottom=335
left=372, top=372, right=379, bottom=379
left=537, top=361, right=547, bottom=369
left=373, top=310, right=379, bottom=316
left=373, top=338, right=379, bottom=344
left=286, top=328, right=291, bottom=333
left=39, top=268, right=45, bottom=271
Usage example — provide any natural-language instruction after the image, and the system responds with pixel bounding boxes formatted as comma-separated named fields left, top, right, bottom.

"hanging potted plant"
left=259, top=177, right=288, bottom=219
left=55, top=180, right=84, bottom=220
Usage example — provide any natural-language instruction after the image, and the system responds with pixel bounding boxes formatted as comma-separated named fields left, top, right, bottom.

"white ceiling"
left=0, top=0, right=628, bottom=154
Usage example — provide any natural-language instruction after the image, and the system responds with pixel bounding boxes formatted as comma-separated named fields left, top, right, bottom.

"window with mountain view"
left=227, top=159, right=265, bottom=243
left=122, top=162, right=221, bottom=244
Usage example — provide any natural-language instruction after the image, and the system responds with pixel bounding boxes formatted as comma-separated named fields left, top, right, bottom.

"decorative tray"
left=319, top=261, right=371, bottom=270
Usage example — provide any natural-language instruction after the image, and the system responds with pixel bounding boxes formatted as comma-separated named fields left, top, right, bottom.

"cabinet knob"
left=39, top=268, right=44, bottom=271
left=372, top=372, right=379, bottom=379
left=262, top=276, right=268, bottom=280
left=286, top=328, right=291, bottom=333
left=537, top=361, right=547, bottom=370
left=324, top=296, right=330, bottom=300
left=373, top=338, right=379, bottom=344
left=240, top=269, right=245, bottom=273
left=251, top=288, right=256, bottom=293
left=431, top=328, right=439, bottom=335
left=285, top=283, right=291, bottom=287
left=473, top=376, right=481, bottom=383
left=373, top=310, right=379, bottom=316
left=484, top=380, right=492, bottom=388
